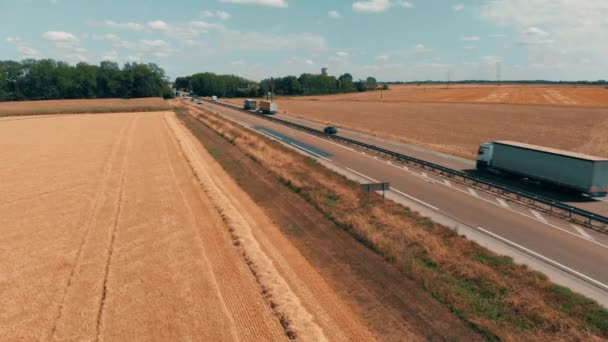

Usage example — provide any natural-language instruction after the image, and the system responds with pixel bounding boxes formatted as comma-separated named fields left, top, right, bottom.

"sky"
left=1, top=0, right=607, bottom=82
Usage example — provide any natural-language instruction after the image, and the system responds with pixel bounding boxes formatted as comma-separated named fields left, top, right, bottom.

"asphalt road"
left=271, top=112, right=608, bottom=216
left=196, top=101, right=608, bottom=303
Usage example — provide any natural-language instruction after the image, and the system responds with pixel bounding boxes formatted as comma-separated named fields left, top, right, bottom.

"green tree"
left=366, top=77, right=377, bottom=90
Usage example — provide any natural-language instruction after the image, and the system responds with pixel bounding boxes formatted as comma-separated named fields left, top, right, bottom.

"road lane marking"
left=236, top=120, right=252, bottom=128
left=421, top=172, right=428, bottom=178
left=345, top=167, right=379, bottom=183
left=290, top=142, right=332, bottom=162
left=468, top=187, right=479, bottom=197
left=259, top=130, right=284, bottom=141
left=496, top=198, right=509, bottom=208
left=444, top=179, right=452, bottom=187
left=392, top=188, right=440, bottom=211
left=403, top=166, right=409, bottom=171
left=477, top=227, right=608, bottom=292
left=530, top=209, right=548, bottom=223
left=309, top=135, right=355, bottom=151
left=571, top=224, right=594, bottom=241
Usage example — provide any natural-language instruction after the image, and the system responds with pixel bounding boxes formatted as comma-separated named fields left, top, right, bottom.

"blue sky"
left=1, top=0, right=607, bottom=81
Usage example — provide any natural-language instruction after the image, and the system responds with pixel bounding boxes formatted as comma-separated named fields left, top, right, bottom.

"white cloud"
left=147, top=20, right=169, bottom=31
left=375, top=54, right=389, bottom=61
left=42, top=31, right=78, bottom=42
left=6, top=37, right=41, bottom=58
left=353, top=0, right=391, bottom=13
left=305, top=59, right=314, bottom=65
left=102, top=20, right=146, bottom=31
left=463, top=45, right=477, bottom=50
left=460, top=36, right=480, bottom=42
left=218, top=0, right=287, bottom=8
left=336, top=51, right=350, bottom=57
left=480, top=0, right=608, bottom=73
left=202, top=10, right=232, bottom=20
left=352, top=0, right=413, bottom=13
left=328, top=10, right=342, bottom=19
left=398, top=1, right=414, bottom=8
left=453, top=4, right=464, bottom=11
left=94, top=34, right=177, bottom=58
left=97, top=19, right=225, bottom=44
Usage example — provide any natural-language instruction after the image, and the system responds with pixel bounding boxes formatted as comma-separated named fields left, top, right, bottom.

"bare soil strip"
left=167, top=112, right=376, bottom=341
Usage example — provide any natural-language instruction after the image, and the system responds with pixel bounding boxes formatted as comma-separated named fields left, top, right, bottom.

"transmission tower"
left=496, top=62, right=502, bottom=86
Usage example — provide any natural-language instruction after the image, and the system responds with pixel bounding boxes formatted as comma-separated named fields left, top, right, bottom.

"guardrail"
left=210, top=100, right=608, bottom=234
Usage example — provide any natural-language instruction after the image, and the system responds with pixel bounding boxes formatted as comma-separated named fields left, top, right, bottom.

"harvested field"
left=0, top=111, right=373, bottom=340
left=0, top=98, right=170, bottom=117
left=221, top=84, right=608, bottom=160
left=271, top=100, right=608, bottom=159
left=273, top=84, right=608, bottom=107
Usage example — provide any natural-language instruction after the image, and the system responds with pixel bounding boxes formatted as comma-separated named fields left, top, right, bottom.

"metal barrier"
left=210, top=101, right=608, bottom=233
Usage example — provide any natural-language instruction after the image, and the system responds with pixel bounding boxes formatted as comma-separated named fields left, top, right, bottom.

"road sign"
left=360, top=182, right=390, bottom=197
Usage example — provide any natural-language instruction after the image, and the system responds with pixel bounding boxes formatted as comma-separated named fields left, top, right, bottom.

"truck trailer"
left=259, top=100, right=278, bottom=114
left=476, top=141, right=608, bottom=197
left=243, top=99, right=257, bottom=110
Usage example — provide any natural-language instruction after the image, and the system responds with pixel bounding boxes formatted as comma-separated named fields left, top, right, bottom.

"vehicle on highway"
left=211, top=95, right=218, bottom=102
left=259, top=100, right=277, bottom=114
left=477, top=141, right=608, bottom=197
left=197, top=100, right=203, bottom=104
left=243, top=99, right=257, bottom=110
left=324, top=126, right=338, bottom=135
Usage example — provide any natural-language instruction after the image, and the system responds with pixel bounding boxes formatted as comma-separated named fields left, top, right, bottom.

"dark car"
left=324, top=126, right=338, bottom=135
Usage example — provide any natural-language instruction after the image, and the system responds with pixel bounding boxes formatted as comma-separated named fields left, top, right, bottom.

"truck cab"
left=476, top=142, right=494, bottom=170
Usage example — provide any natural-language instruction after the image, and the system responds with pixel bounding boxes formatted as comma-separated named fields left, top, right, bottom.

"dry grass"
left=188, top=105, right=608, bottom=341
left=0, top=98, right=170, bottom=117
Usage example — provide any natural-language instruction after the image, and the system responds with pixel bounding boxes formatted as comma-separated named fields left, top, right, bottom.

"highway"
left=271, top=111, right=608, bottom=217
left=193, top=100, right=608, bottom=305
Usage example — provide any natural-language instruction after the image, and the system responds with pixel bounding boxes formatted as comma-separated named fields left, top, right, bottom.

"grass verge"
left=183, top=105, right=608, bottom=341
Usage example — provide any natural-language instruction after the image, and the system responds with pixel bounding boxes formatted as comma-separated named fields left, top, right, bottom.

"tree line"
left=174, top=72, right=386, bottom=98
left=0, top=59, right=174, bottom=101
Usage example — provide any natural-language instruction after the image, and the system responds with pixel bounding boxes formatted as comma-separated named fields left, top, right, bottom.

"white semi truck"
left=477, top=141, right=608, bottom=197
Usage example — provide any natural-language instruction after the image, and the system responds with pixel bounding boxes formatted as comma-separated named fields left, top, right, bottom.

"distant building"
left=321, top=67, right=328, bottom=76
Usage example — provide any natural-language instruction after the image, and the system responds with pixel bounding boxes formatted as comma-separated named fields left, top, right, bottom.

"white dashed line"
left=403, top=165, right=409, bottom=171
left=496, top=198, right=509, bottom=208
left=571, top=224, right=594, bottom=241
left=468, top=187, right=479, bottom=197
left=346, top=167, right=379, bottom=183
left=260, top=130, right=284, bottom=141
left=309, top=135, right=355, bottom=151
left=443, top=179, right=452, bottom=187
left=530, top=209, right=548, bottom=223
left=477, top=227, right=608, bottom=292
left=392, top=188, right=440, bottom=211
left=290, top=142, right=332, bottom=162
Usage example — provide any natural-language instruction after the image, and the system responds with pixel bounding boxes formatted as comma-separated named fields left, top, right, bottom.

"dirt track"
left=0, top=112, right=373, bottom=340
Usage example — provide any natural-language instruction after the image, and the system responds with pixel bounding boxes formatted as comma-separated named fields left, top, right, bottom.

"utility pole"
left=496, top=62, right=502, bottom=86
